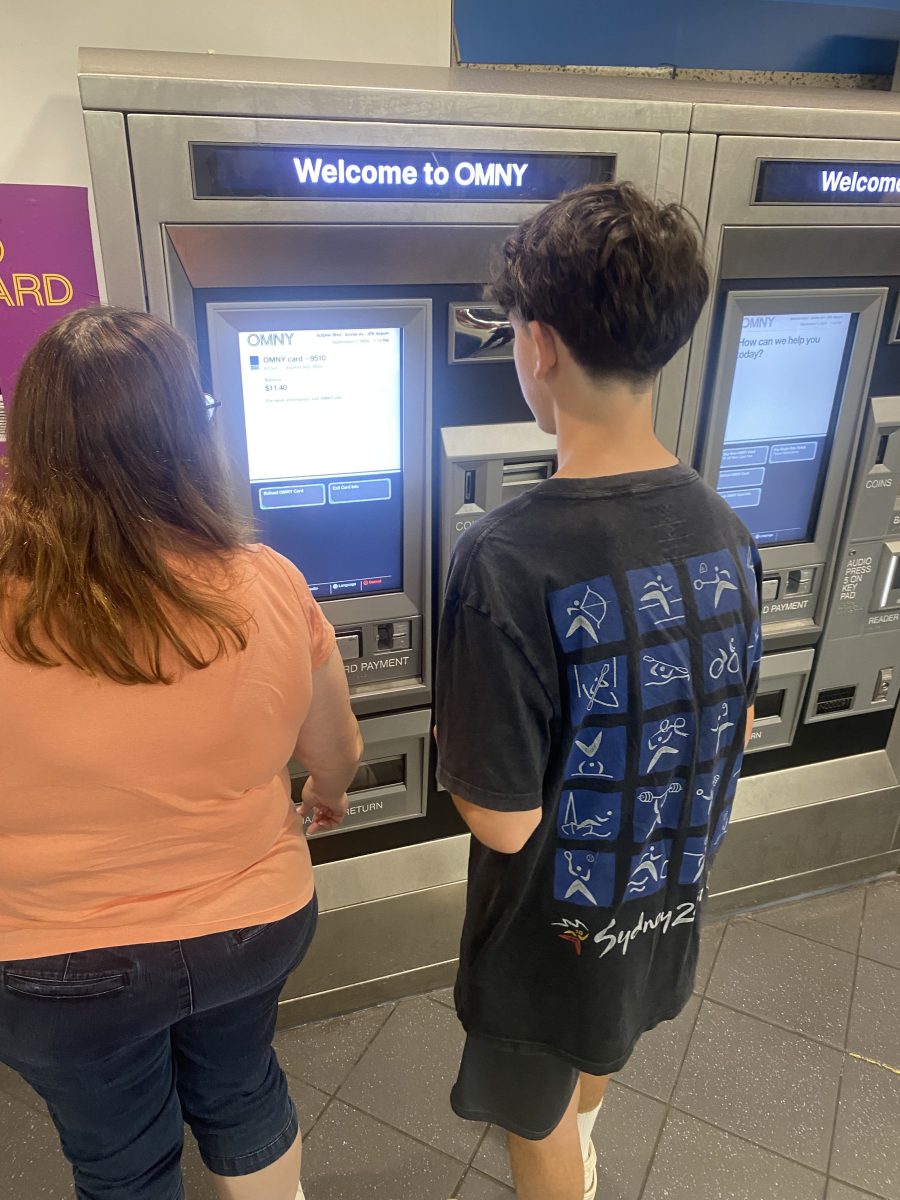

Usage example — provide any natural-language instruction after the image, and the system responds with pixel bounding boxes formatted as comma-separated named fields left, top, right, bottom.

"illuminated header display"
left=755, top=160, right=900, bottom=205
left=192, top=144, right=615, bottom=201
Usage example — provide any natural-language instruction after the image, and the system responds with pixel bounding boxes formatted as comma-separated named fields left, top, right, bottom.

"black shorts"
left=451, top=1033, right=581, bottom=1140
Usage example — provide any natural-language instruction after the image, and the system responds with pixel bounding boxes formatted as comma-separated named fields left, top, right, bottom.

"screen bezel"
left=700, top=287, right=885, bottom=576
left=206, top=298, right=430, bottom=627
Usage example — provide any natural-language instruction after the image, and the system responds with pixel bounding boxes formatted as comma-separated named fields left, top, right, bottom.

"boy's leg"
left=508, top=1086, right=582, bottom=1200
left=578, top=1072, right=609, bottom=1114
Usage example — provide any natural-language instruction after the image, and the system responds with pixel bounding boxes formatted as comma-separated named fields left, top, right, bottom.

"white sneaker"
left=583, top=1139, right=598, bottom=1200
left=296, top=1184, right=305, bottom=1200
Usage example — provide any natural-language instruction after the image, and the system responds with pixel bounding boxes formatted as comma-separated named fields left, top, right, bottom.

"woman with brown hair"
left=0, top=307, right=362, bottom=1200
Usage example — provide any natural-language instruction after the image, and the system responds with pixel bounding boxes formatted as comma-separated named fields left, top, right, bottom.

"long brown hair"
left=0, top=307, right=251, bottom=684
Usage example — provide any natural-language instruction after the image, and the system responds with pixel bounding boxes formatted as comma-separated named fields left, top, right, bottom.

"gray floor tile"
left=301, top=1099, right=464, bottom=1200
left=615, top=994, right=702, bottom=1101
left=0, top=1060, right=47, bottom=1116
left=338, top=996, right=481, bottom=1162
left=707, top=919, right=856, bottom=1046
left=457, top=1168, right=514, bottom=1198
left=674, top=1000, right=843, bottom=1170
left=471, top=1126, right=513, bottom=1186
left=181, top=1134, right=218, bottom=1200
left=847, top=957, right=900, bottom=1066
left=695, top=920, right=727, bottom=993
left=430, top=987, right=457, bottom=1010
left=642, top=1110, right=826, bottom=1200
left=593, top=1081, right=667, bottom=1200
left=472, top=1083, right=665, bottom=1200
left=750, top=887, right=865, bottom=955
left=827, top=1183, right=883, bottom=1200
left=832, top=1056, right=900, bottom=1199
left=0, top=1093, right=74, bottom=1198
left=293, top=1079, right=331, bottom=1134
left=860, top=879, right=900, bottom=970
left=275, top=1003, right=394, bottom=1094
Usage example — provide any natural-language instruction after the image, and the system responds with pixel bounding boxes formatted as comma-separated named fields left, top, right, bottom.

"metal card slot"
left=289, top=755, right=405, bottom=803
left=501, top=459, right=554, bottom=497
left=449, top=303, right=514, bottom=364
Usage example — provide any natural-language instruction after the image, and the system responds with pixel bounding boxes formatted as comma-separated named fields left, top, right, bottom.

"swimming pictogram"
left=626, top=842, right=671, bottom=898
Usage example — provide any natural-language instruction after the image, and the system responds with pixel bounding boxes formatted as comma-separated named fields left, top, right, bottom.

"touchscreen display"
left=238, top=325, right=403, bottom=597
left=716, top=311, right=855, bottom=546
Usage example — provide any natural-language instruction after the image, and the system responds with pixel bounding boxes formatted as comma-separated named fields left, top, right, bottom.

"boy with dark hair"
left=436, top=182, right=762, bottom=1200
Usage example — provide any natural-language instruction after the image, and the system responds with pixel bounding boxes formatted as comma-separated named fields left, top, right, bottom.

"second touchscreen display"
left=717, top=310, right=855, bottom=546
left=238, top=325, right=403, bottom=597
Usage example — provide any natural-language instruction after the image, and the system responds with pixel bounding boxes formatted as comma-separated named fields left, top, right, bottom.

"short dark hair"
left=487, top=182, right=709, bottom=384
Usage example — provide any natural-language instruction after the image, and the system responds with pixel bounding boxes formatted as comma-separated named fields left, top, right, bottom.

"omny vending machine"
left=79, top=48, right=694, bottom=1018
left=675, top=106, right=900, bottom=908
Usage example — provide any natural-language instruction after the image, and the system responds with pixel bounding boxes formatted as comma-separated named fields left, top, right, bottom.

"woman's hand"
left=300, top=777, right=349, bottom=836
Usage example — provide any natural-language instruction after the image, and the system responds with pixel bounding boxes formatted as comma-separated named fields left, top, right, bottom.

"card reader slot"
left=290, top=755, right=406, bottom=804
left=501, top=460, right=554, bottom=499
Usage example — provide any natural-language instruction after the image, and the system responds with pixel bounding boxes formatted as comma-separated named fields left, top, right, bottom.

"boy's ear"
left=530, top=321, right=559, bottom=379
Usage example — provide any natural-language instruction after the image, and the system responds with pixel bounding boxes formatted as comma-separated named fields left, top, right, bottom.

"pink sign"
left=0, top=184, right=100, bottom=465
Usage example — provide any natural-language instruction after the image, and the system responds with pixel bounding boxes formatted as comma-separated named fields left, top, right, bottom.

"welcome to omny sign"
left=191, top=144, right=615, bottom=202
left=755, top=159, right=900, bottom=205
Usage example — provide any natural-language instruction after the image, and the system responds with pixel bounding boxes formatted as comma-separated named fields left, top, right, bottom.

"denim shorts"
left=0, top=896, right=317, bottom=1200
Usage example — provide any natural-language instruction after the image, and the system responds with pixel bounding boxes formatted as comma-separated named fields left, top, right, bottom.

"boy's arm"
left=451, top=793, right=542, bottom=855
left=435, top=592, right=553, bottom=856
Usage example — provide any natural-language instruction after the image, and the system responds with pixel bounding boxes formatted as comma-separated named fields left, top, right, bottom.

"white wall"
left=2, top=0, right=452, bottom=188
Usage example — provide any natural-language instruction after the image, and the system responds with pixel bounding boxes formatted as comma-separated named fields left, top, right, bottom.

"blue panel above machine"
left=454, top=0, right=900, bottom=75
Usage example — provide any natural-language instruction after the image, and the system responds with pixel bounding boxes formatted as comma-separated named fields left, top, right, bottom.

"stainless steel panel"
left=734, top=750, right=897, bottom=819
left=711, top=789, right=900, bottom=894
left=746, top=647, right=814, bottom=754
left=81, top=110, right=146, bottom=310
left=126, top=114, right=661, bottom=318
left=705, top=853, right=900, bottom=918
left=278, top=881, right=465, bottom=1024
left=720, top=226, right=900, bottom=280
left=167, top=224, right=514, bottom=290
left=313, top=834, right=469, bottom=914
left=656, top=132, right=689, bottom=204
left=692, top=96, right=900, bottom=141
left=78, top=47, right=693, bottom=132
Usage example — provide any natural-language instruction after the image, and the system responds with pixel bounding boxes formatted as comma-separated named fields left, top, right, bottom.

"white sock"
left=577, top=1101, right=603, bottom=1161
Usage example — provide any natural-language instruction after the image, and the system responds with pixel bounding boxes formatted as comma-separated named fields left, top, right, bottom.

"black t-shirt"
left=436, top=465, right=762, bottom=1075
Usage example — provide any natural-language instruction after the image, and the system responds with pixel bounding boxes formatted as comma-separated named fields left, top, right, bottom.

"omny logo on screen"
left=237, top=327, right=401, bottom=485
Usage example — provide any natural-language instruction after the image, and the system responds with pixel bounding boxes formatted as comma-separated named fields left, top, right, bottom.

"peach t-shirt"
left=0, top=544, right=336, bottom=960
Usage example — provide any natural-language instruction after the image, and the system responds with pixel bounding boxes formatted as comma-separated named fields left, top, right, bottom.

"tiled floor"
left=1, top=875, right=898, bottom=1199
